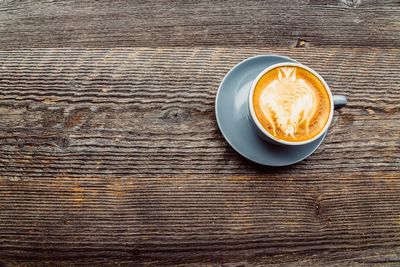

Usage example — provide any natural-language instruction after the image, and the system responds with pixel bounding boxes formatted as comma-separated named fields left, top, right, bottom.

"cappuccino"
left=252, top=66, right=331, bottom=142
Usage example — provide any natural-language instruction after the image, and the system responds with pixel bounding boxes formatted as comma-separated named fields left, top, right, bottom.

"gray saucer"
left=215, top=55, right=327, bottom=166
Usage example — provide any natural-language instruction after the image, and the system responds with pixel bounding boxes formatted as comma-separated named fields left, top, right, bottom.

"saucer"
left=215, top=55, right=327, bottom=166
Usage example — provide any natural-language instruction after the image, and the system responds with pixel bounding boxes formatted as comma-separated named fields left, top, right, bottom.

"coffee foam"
left=259, top=67, right=317, bottom=138
left=253, top=66, right=331, bottom=142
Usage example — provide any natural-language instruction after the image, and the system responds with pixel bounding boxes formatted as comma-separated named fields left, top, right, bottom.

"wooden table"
left=1, top=1, right=399, bottom=266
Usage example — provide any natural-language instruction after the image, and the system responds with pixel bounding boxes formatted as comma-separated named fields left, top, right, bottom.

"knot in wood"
left=295, top=38, right=307, bottom=48
left=342, top=0, right=361, bottom=7
left=161, top=108, right=190, bottom=123
left=314, top=194, right=324, bottom=219
left=55, top=136, right=70, bottom=148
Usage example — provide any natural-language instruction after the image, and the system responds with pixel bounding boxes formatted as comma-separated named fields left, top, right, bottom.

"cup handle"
left=333, top=95, right=347, bottom=110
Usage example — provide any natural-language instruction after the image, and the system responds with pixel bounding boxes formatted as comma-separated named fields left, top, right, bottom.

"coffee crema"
left=252, top=66, right=331, bottom=142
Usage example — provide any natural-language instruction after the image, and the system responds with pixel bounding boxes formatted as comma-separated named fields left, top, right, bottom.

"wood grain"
left=0, top=48, right=399, bottom=266
left=0, top=0, right=399, bottom=49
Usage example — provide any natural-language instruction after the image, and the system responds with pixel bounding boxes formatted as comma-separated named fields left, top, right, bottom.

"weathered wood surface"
left=0, top=0, right=399, bottom=49
left=1, top=0, right=400, bottom=266
left=0, top=48, right=399, bottom=266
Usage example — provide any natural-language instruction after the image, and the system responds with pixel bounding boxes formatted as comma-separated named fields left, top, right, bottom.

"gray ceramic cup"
left=248, top=62, right=347, bottom=146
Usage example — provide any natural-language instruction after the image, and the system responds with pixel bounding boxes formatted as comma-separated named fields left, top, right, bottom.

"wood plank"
left=0, top=47, right=399, bottom=265
left=0, top=173, right=399, bottom=266
left=0, top=48, right=399, bottom=175
left=0, top=0, right=399, bottom=49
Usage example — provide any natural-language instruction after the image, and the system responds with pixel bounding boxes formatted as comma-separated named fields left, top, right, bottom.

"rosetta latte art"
left=259, top=67, right=317, bottom=138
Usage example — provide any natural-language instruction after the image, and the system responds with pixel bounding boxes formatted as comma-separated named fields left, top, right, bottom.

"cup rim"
left=248, top=62, right=334, bottom=146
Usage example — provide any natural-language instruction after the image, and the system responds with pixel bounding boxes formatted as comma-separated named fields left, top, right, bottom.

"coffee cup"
left=248, top=62, right=347, bottom=146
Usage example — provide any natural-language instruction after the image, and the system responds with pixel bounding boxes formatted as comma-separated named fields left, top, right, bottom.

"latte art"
left=252, top=66, right=331, bottom=142
left=259, top=67, right=317, bottom=138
